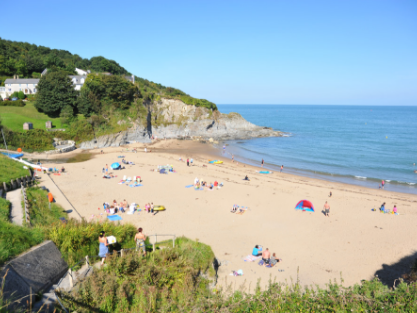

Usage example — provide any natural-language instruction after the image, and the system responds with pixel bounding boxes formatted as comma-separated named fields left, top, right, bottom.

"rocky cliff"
left=79, top=99, right=282, bottom=149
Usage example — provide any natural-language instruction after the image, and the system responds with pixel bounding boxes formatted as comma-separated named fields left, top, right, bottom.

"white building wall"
left=3, top=83, right=37, bottom=95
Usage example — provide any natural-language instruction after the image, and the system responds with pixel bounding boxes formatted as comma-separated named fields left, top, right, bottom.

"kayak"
left=208, top=160, right=223, bottom=164
left=153, top=205, right=166, bottom=211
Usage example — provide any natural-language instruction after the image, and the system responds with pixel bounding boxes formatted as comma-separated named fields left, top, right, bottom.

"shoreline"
left=38, top=139, right=417, bottom=292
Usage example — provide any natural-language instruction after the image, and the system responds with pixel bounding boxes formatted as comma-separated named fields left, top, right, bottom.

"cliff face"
left=79, top=99, right=282, bottom=149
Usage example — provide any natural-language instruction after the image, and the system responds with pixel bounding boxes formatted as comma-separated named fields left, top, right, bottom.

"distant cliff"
left=79, top=99, right=282, bottom=148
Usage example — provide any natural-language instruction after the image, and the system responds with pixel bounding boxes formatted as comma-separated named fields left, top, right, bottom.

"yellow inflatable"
left=153, top=205, right=166, bottom=211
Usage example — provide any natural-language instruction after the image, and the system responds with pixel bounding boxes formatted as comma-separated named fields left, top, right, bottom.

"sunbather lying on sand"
left=231, top=205, right=238, bottom=213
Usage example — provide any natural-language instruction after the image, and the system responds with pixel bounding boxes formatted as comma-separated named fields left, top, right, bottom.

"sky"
left=2, top=0, right=417, bottom=105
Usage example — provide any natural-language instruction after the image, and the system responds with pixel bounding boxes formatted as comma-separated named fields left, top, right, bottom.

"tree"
left=17, top=91, right=25, bottom=99
left=35, top=71, right=78, bottom=117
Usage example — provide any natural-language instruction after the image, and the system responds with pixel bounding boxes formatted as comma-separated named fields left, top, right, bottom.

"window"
left=27, top=84, right=29, bottom=87
left=19, top=88, right=21, bottom=91
left=19, top=84, right=21, bottom=87
left=34, top=88, right=37, bottom=92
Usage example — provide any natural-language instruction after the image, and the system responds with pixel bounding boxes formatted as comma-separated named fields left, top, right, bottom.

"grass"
left=0, top=102, right=63, bottom=132
left=0, top=154, right=31, bottom=184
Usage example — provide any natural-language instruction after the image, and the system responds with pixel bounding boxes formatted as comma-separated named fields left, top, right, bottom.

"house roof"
left=4, top=79, right=40, bottom=84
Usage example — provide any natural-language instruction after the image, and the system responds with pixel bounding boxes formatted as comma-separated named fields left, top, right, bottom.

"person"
left=280, top=165, right=284, bottom=173
left=106, top=164, right=109, bottom=174
left=98, top=231, right=109, bottom=265
left=265, top=253, right=280, bottom=267
left=61, top=166, right=65, bottom=173
left=231, top=205, right=237, bottom=213
left=381, top=180, right=385, bottom=189
left=194, top=177, right=199, bottom=185
left=379, top=202, right=386, bottom=213
left=150, top=203, right=154, bottom=213
left=261, top=159, right=264, bottom=168
left=323, top=201, right=330, bottom=217
left=144, top=203, right=150, bottom=213
left=252, top=245, right=262, bottom=257
left=190, top=158, right=193, bottom=165
left=214, top=181, right=218, bottom=187
left=187, top=158, right=190, bottom=166
left=329, top=191, right=332, bottom=197
left=135, top=227, right=147, bottom=256
left=101, top=150, right=104, bottom=154
left=102, top=167, right=105, bottom=174
left=144, top=147, right=147, bottom=153
left=209, top=182, right=214, bottom=189
left=244, top=175, right=250, bottom=181
left=232, top=155, right=234, bottom=163
left=262, top=248, right=270, bottom=264
left=393, top=205, right=398, bottom=214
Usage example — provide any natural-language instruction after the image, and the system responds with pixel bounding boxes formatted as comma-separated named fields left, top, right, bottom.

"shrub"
left=0, top=100, right=25, bottom=107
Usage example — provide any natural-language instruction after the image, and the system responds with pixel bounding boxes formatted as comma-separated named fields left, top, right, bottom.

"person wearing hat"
left=99, top=231, right=109, bottom=265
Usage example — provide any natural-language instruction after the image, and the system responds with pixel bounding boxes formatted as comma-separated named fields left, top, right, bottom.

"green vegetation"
left=35, top=71, right=78, bottom=117
left=0, top=100, right=25, bottom=107
left=66, top=151, right=93, bottom=163
left=58, top=242, right=417, bottom=313
left=0, top=102, right=63, bottom=131
left=0, top=37, right=129, bottom=78
left=0, top=154, right=30, bottom=184
left=1, top=128, right=55, bottom=152
left=0, top=196, right=44, bottom=265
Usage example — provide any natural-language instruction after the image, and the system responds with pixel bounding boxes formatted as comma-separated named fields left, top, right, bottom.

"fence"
left=54, top=234, right=176, bottom=313
left=21, top=182, right=30, bottom=225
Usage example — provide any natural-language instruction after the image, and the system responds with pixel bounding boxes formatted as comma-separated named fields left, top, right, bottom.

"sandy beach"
left=39, top=140, right=417, bottom=291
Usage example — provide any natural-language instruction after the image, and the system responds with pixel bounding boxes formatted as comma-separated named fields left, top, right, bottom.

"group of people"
left=103, top=199, right=130, bottom=214
left=231, top=204, right=247, bottom=214
left=252, top=245, right=281, bottom=268
left=99, top=227, right=148, bottom=265
left=379, top=202, right=398, bottom=214
left=194, top=177, right=221, bottom=189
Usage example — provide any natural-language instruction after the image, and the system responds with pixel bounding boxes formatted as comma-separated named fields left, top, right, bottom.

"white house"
left=69, top=75, right=86, bottom=91
left=1, top=77, right=39, bottom=98
left=75, top=68, right=90, bottom=76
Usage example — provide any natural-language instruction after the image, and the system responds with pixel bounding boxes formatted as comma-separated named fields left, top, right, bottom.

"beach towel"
left=243, top=255, right=261, bottom=262
left=107, top=215, right=122, bottom=221
left=185, top=185, right=194, bottom=188
left=118, top=181, right=125, bottom=184
left=129, top=184, right=143, bottom=187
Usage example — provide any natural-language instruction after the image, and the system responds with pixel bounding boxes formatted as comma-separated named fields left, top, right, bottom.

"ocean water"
left=217, top=105, right=417, bottom=195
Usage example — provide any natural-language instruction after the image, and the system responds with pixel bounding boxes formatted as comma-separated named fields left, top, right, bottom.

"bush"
left=0, top=129, right=54, bottom=151
left=0, top=100, right=25, bottom=107
left=17, top=91, right=25, bottom=99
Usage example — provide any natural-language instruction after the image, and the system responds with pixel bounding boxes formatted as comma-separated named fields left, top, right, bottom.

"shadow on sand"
left=373, top=251, right=417, bottom=287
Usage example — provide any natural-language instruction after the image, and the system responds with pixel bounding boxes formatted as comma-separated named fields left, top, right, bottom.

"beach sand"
left=40, top=140, right=417, bottom=291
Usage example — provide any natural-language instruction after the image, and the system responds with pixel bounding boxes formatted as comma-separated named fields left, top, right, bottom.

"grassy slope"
left=0, top=154, right=30, bottom=183
left=0, top=101, right=63, bottom=131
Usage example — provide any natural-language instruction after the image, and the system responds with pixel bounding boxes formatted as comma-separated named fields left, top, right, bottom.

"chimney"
left=13, top=75, right=16, bottom=79
left=17, top=75, right=19, bottom=79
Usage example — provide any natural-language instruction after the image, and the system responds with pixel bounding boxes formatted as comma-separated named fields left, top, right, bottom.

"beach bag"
left=258, top=260, right=264, bottom=266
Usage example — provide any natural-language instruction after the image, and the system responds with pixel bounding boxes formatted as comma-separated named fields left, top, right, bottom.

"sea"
left=217, top=105, right=417, bottom=195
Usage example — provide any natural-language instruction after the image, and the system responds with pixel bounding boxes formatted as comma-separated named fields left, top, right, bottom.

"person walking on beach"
left=135, top=227, right=147, bottom=256
left=187, top=158, right=190, bottom=166
left=381, top=180, right=385, bottom=189
left=323, top=201, right=330, bottom=217
left=98, top=231, right=109, bottom=266
left=280, top=165, right=284, bottom=172
left=232, top=155, right=234, bottom=163
left=105, top=164, right=108, bottom=174
left=261, top=159, right=264, bottom=168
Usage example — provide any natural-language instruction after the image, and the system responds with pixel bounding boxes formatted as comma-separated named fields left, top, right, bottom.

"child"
left=150, top=203, right=154, bottom=213
left=393, top=205, right=398, bottom=214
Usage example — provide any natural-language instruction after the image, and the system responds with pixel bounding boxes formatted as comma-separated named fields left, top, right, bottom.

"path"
left=6, top=189, right=23, bottom=226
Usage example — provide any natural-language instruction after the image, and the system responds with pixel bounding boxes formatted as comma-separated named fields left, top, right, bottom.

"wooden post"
left=121, top=249, right=124, bottom=258
left=3, top=182, right=7, bottom=192
left=68, top=268, right=74, bottom=288
left=85, top=255, right=90, bottom=267
left=10, top=179, right=15, bottom=190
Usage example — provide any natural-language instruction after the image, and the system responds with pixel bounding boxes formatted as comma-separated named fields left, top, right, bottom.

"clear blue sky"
left=3, top=0, right=416, bottom=105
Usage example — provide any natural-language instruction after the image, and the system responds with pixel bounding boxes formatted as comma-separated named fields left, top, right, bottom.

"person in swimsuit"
left=262, top=248, right=270, bottom=264
left=323, top=201, right=330, bottom=217
left=135, top=227, right=147, bottom=256
left=261, top=159, right=264, bottom=168
left=98, top=231, right=109, bottom=265
left=280, top=165, right=283, bottom=172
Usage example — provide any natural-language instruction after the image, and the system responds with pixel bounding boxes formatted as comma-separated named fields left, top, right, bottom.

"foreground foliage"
left=0, top=154, right=30, bottom=184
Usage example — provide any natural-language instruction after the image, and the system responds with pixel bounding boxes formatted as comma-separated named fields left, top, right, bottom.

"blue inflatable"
left=111, top=162, right=120, bottom=169
left=1, top=152, right=24, bottom=158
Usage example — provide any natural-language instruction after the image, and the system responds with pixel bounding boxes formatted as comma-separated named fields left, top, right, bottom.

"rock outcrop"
left=79, top=98, right=282, bottom=149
